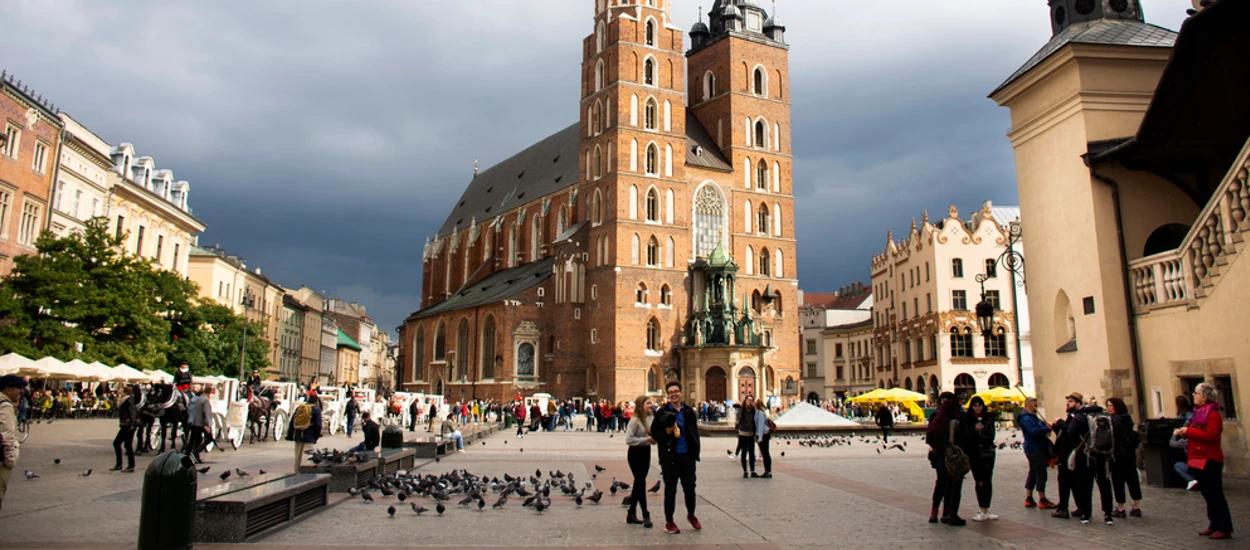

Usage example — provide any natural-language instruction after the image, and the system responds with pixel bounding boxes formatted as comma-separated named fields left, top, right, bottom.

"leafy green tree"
left=0, top=218, right=270, bottom=376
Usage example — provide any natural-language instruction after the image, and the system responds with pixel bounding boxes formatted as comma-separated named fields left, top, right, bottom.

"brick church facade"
left=397, top=0, right=799, bottom=405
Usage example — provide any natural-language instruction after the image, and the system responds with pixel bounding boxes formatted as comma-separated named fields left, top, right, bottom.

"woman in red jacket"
left=1174, top=383, right=1233, bottom=539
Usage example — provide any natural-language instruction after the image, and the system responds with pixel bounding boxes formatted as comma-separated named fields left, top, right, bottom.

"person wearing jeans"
left=1019, top=397, right=1056, bottom=509
left=735, top=400, right=758, bottom=478
left=963, top=397, right=997, bottom=521
left=753, top=398, right=772, bottom=478
left=111, top=386, right=140, bottom=472
left=348, top=412, right=379, bottom=454
left=442, top=412, right=464, bottom=452
left=625, top=395, right=655, bottom=528
left=651, top=381, right=701, bottom=535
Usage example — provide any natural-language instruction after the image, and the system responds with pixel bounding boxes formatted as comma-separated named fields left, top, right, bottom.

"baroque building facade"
left=992, top=0, right=1250, bottom=474
left=0, top=72, right=62, bottom=276
left=870, top=203, right=1033, bottom=405
left=399, top=0, right=799, bottom=404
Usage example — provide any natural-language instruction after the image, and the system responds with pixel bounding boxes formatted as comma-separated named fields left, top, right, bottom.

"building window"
left=952, top=258, right=964, bottom=278
left=952, top=290, right=967, bottom=311
left=636, top=283, right=647, bottom=304
left=926, top=293, right=932, bottom=313
left=0, top=189, right=11, bottom=237
left=835, top=343, right=843, bottom=357
left=902, top=303, right=907, bottom=319
left=925, top=262, right=930, bottom=281
left=951, top=328, right=974, bottom=358
left=645, top=144, right=659, bottom=175
left=172, top=243, right=180, bottom=271
left=2, top=125, right=18, bottom=159
left=645, top=98, right=658, bottom=130
left=516, top=342, right=535, bottom=378
left=1215, top=376, right=1238, bottom=420
left=985, top=327, right=1007, bottom=357
left=434, top=321, right=446, bottom=361
left=806, top=363, right=817, bottom=378
left=644, top=58, right=655, bottom=86
left=753, top=67, right=765, bottom=95
left=17, top=202, right=41, bottom=247
left=756, top=159, right=768, bottom=189
left=590, top=329, right=598, bottom=344
left=757, top=204, right=769, bottom=233
left=759, top=248, right=770, bottom=277
left=32, top=141, right=49, bottom=174
left=646, top=19, right=656, bottom=46
left=917, top=337, right=925, bottom=361
left=646, top=188, right=659, bottom=221
left=646, top=318, right=661, bottom=351
left=115, top=215, right=125, bottom=240
left=693, top=184, right=726, bottom=258
left=480, top=316, right=496, bottom=380
left=155, top=235, right=164, bottom=264
left=754, top=121, right=766, bottom=148
left=660, top=284, right=672, bottom=305
left=135, top=226, right=145, bottom=256
left=985, top=258, right=997, bottom=278
left=903, top=339, right=912, bottom=363
left=647, top=365, right=660, bottom=393
left=929, top=334, right=938, bottom=360
left=986, top=290, right=1001, bottom=310
left=806, top=339, right=817, bottom=355
left=646, top=237, right=659, bottom=267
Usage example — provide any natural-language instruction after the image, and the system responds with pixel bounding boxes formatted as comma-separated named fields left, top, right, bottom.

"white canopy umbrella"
left=32, top=356, right=82, bottom=379
left=0, top=353, right=43, bottom=376
left=111, top=364, right=151, bottom=383
left=147, top=369, right=174, bottom=384
left=61, top=359, right=111, bottom=382
left=85, top=361, right=122, bottom=383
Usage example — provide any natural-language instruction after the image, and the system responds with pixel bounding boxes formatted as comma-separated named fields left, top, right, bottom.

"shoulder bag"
left=944, top=420, right=970, bottom=478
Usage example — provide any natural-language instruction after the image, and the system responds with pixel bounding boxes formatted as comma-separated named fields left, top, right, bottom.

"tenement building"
left=399, top=0, right=799, bottom=404
left=0, top=72, right=62, bottom=275
left=870, top=203, right=1033, bottom=405
left=991, top=0, right=1250, bottom=474
left=798, top=285, right=875, bottom=402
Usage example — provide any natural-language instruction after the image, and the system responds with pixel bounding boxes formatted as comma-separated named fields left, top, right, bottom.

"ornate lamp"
left=976, top=297, right=995, bottom=338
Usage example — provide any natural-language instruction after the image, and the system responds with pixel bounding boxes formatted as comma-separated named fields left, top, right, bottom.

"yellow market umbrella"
left=849, top=388, right=926, bottom=419
left=965, top=386, right=1034, bottom=410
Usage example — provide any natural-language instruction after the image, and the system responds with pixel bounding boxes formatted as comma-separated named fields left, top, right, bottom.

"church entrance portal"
left=705, top=367, right=727, bottom=402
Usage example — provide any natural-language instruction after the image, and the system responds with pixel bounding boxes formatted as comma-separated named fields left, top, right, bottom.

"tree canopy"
left=0, top=218, right=269, bottom=376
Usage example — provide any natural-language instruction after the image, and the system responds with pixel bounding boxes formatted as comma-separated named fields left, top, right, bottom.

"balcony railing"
left=1128, top=138, right=1250, bottom=312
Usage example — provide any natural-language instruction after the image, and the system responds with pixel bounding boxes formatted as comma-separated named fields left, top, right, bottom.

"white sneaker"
left=985, top=513, right=999, bottom=520
left=972, top=513, right=988, bottom=522
left=1187, top=480, right=1199, bottom=491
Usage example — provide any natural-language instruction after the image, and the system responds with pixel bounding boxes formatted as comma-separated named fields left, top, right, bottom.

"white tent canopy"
left=110, top=364, right=150, bottom=383
left=147, top=369, right=174, bottom=384
left=0, top=353, right=41, bottom=376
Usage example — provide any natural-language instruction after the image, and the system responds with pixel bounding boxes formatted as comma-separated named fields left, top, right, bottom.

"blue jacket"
left=1019, top=411, right=1051, bottom=454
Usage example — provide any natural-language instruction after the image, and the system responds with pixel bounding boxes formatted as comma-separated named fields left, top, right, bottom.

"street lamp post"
left=239, top=289, right=256, bottom=388
left=974, top=221, right=1026, bottom=386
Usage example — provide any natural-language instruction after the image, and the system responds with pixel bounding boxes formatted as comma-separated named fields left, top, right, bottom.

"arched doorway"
left=737, top=366, right=756, bottom=401
left=988, top=373, right=1010, bottom=389
left=705, top=367, right=727, bottom=402
left=807, top=392, right=820, bottom=405
left=905, top=377, right=913, bottom=391
left=954, top=373, right=976, bottom=404
left=916, top=376, right=927, bottom=396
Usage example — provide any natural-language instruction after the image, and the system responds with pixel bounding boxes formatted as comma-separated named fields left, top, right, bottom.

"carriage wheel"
left=272, top=411, right=289, bottom=442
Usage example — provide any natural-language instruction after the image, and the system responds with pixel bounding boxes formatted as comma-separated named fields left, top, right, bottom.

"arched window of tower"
left=644, top=57, right=656, bottom=86
left=755, top=120, right=766, bottom=148
left=645, top=98, right=658, bottom=130
left=753, top=66, right=767, bottom=96
left=692, top=183, right=726, bottom=259
left=756, top=159, right=768, bottom=189
left=645, top=143, right=659, bottom=175
left=646, top=18, right=656, bottom=46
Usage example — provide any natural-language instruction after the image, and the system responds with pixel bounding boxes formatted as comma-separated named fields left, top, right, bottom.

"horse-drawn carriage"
left=252, top=381, right=301, bottom=443
left=350, top=388, right=388, bottom=427
left=200, top=376, right=247, bottom=450
left=317, top=386, right=348, bottom=436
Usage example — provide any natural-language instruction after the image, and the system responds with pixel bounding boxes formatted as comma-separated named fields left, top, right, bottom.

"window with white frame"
left=0, top=188, right=11, bottom=238
left=646, top=19, right=656, bottom=46
left=646, top=236, right=659, bottom=267
left=17, top=201, right=41, bottom=247
left=645, top=188, right=659, bottom=222
left=644, top=98, right=658, bottom=130
left=644, top=58, right=655, bottom=86
left=2, top=124, right=18, bottom=159
left=32, top=141, right=49, bottom=174
left=646, top=318, right=661, bottom=351
left=636, top=282, right=647, bottom=304
left=660, top=284, right=671, bottom=305
left=645, top=143, right=658, bottom=175
left=756, top=159, right=768, bottom=189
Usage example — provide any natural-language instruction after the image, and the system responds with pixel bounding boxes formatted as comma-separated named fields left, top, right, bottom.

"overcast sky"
left=0, top=0, right=1188, bottom=335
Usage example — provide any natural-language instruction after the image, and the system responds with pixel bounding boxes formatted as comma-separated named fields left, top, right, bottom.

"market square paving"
left=1, top=419, right=1247, bottom=549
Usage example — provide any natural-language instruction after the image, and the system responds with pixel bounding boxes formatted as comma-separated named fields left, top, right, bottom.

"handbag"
left=944, top=421, right=970, bottom=478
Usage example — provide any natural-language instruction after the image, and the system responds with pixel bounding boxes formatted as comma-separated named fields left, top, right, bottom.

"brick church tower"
left=400, top=1, right=798, bottom=405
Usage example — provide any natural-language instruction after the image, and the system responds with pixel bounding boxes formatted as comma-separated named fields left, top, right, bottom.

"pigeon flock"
left=345, top=465, right=637, bottom=517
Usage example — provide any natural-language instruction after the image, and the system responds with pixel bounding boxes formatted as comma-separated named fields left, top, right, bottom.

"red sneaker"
left=688, top=515, right=702, bottom=530
left=1199, top=529, right=1215, bottom=536
left=1025, top=497, right=1037, bottom=508
left=1038, top=499, right=1058, bottom=510
left=665, top=522, right=680, bottom=534
left=1209, top=531, right=1231, bottom=540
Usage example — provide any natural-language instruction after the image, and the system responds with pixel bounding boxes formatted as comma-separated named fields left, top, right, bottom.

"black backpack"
left=1085, top=413, right=1115, bottom=457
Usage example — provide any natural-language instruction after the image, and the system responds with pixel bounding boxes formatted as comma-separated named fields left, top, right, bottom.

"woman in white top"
left=625, top=395, right=655, bottom=528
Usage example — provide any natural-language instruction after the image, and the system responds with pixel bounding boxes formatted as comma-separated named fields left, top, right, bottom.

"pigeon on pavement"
left=24, top=470, right=39, bottom=480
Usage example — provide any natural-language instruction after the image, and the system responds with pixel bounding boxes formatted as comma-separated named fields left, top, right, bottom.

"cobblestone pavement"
left=2, top=420, right=1247, bottom=549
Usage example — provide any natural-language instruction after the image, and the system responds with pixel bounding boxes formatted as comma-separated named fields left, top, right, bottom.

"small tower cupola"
left=1049, top=0, right=1145, bottom=36
left=691, top=8, right=711, bottom=49
left=764, top=9, right=785, bottom=42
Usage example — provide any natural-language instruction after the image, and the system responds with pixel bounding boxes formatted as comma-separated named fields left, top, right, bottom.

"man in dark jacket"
left=1049, top=393, right=1083, bottom=519
left=349, top=412, right=380, bottom=453
left=408, top=399, right=420, bottom=432
left=345, top=396, right=359, bottom=437
left=289, top=396, right=323, bottom=472
left=650, top=381, right=702, bottom=535
left=875, top=404, right=895, bottom=443
left=1068, top=400, right=1113, bottom=524
left=111, top=386, right=141, bottom=472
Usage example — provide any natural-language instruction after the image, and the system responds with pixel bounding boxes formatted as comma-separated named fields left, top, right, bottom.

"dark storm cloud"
left=0, top=0, right=1187, bottom=331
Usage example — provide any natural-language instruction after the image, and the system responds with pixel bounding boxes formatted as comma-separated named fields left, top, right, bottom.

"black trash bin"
left=138, top=451, right=198, bottom=550
left=1140, top=418, right=1188, bottom=488
left=381, top=425, right=404, bottom=448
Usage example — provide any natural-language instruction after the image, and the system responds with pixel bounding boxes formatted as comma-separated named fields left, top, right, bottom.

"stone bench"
left=404, top=435, right=450, bottom=458
left=378, top=447, right=416, bottom=475
left=195, top=473, right=329, bottom=543
left=300, top=455, right=380, bottom=494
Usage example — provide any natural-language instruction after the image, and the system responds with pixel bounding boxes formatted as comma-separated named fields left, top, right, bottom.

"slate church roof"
left=436, top=116, right=732, bottom=239
left=408, top=257, right=554, bottom=321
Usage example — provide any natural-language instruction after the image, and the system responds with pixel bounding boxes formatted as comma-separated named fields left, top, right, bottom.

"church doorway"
left=705, top=367, right=727, bottom=402
left=737, top=366, right=756, bottom=401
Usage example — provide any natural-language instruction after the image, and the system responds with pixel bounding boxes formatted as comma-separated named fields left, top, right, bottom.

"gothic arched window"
left=646, top=19, right=656, bottom=46
left=646, top=318, right=661, bottom=351
left=693, top=184, right=726, bottom=258
left=644, top=98, right=658, bottom=130
left=756, top=159, right=768, bottom=189
left=646, top=236, right=660, bottom=267
left=480, top=316, right=496, bottom=380
left=645, top=143, right=659, bottom=175
left=645, top=188, right=659, bottom=221
left=644, top=58, right=656, bottom=86
left=757, top=203, right=770, bottom=234
left=759, top=248, right=771, bottom=277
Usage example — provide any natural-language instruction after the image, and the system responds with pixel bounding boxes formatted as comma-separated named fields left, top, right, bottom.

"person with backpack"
left=287, top=395, right=322, bottom=472
left=926, top=392, right=970, bottom=526
left=961, top=396, right=998, bottom=521
left=1104, top=397, right=1142, bottom=518
left=1066, top=395, right=1114, bottom=525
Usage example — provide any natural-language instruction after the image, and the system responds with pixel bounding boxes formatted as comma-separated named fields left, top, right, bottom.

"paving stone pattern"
left=1, top=420, right=1247, bottom=548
